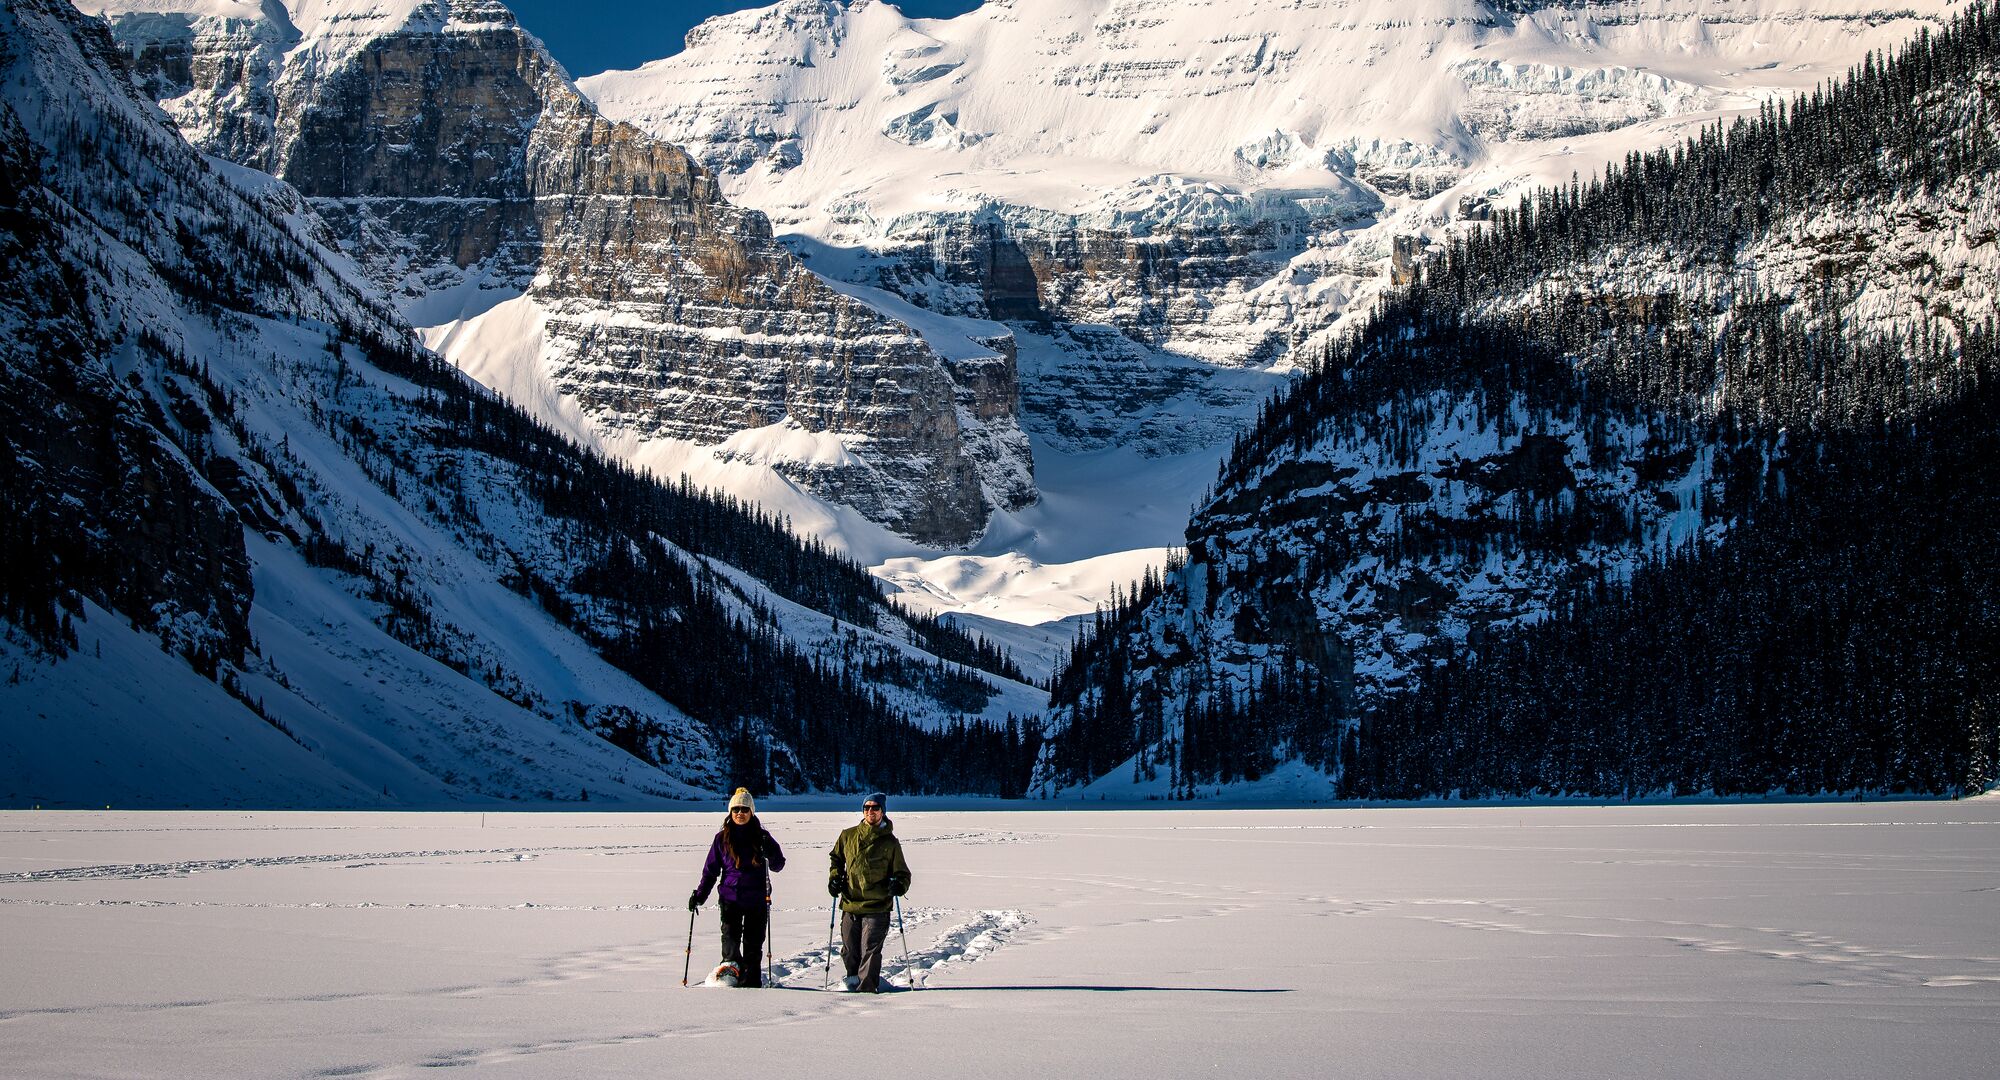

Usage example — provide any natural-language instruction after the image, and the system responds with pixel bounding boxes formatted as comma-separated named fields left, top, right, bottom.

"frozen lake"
left=4, top=802, right=1998, bottom=1078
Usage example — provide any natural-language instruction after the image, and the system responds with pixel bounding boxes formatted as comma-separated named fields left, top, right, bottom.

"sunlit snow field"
left=4, top=802, right=1998, bottom=1078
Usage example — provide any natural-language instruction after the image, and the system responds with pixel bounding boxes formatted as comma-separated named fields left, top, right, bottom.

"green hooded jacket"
left=829, top=819, right=911, bottom=914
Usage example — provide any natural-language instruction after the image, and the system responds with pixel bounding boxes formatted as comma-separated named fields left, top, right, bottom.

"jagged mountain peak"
left=90, top=0, right=1039, bottom=547
left=574, top=0, right=1953, bottom=491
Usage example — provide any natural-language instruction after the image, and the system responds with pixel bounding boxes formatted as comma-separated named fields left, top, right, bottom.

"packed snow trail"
left=766, top=906, right=1033, bottom=990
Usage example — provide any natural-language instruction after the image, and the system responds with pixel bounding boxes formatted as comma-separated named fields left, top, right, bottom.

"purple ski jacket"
left=693, top=820, right=786, bottom=907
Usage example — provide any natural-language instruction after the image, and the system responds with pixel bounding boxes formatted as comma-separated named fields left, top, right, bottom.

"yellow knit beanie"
left=727, top=787, right=755, bottom=813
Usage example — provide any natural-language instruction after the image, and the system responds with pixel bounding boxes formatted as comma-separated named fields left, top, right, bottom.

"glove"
left=827, top=875, right=844, bottom=899
left=889, top=874, right=909, bottom=897
left=687, top=891, right=701, bottom=912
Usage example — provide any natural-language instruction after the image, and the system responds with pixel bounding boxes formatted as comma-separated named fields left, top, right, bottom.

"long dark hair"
left=720, top=814, right=765, bottom=869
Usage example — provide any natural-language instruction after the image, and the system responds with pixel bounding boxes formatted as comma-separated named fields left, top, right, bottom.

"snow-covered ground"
left=5, top=802, right=1997, bottom=1078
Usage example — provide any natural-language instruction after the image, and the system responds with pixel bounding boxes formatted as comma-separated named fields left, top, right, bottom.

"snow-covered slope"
left=588, top=0, right=1839, bottom=222
left=1, top=0, right=1043, bottom=809
left=1, top=0, right=700, bottom=807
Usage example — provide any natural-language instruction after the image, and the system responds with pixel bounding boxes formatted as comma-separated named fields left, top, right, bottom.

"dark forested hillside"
left=1040, top=1, right=2000, bottom=800
left=332, top=347, right=1044, bottom=797
left=1354, top=358, right=2000, bottom=800
left=0, top=0, right=1036, bottom=806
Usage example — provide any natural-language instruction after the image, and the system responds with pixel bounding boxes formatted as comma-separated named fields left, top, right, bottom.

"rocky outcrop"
left=96, top=0, right=1034, bottom=545
left=870, top=180, right=1374, bottom=355
left=837, top=179, right=1378, bottom=454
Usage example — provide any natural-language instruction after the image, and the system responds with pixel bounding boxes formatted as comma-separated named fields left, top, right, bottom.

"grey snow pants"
left=841, top=910, right=891, bottom=992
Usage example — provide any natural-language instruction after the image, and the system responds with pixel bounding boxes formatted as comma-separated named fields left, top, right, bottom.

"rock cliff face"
left=96, top=0, right=1033, bottom=545
left=867, top=181, right=1376, bottom=357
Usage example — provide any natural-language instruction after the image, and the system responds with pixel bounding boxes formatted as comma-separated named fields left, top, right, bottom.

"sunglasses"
left=862, top=803, right=882, bottom=811
left=730, top=807, right=752, bottom=814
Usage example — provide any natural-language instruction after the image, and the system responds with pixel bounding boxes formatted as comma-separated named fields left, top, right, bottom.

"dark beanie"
left=865, top=791, right=888, bottom=810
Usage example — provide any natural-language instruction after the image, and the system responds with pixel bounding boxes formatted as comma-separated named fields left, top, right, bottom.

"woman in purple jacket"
left=688, top=788, right=786, bottom=987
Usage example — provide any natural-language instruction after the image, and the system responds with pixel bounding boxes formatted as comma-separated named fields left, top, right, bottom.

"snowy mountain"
left=23, top=0, right=1995, bottom=806
left=91, top=0, right=1952, bottom=631
left=0, top=0, right=1043, bottom=809
left=1036, top=2, right=2000, bottom=800
left=580, top=0, right=1950, bottom=451
left=87, top=0, right=1036, bottom=547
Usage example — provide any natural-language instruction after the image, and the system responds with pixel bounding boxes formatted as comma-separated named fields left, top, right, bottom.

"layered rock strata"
left=97, top=0, right=1033, bottom=544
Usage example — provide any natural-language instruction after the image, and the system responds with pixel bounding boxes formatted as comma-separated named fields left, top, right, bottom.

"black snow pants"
left=719, top=900, right=768, bottom=987
left=841, top=910, right=891, bottom=992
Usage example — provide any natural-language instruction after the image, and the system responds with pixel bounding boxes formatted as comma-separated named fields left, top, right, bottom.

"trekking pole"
left=895, top=894, right=916, bottom=990
left=681, top=905, right=697, bottom=987
left=823, top=899, right=837, bottom=990
left=765, top=884, right=775, bottom=989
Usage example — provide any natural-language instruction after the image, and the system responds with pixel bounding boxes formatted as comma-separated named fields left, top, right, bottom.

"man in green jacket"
left=828, top=791, right=911, bottom=993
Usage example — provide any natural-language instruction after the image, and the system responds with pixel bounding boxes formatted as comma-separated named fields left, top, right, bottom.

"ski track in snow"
left=354, top=910, right=1036, bottom=1073
left=0, top=844, right=695, bottom=883
left=0, top=905, right=1033, bottom=1036
left=1280, top=894, right=2000, bottom=990
left=902, top=830, right=1054, bottom=846
left=765, top=907, right=1033, bottom=991
left=900, top=908, right=1034, bottom=984
left=0, top=897, right=687, bottom=912
left=1, top=830, right=1060, bottom=885
left=389, top=1004, right=848, bottom=1075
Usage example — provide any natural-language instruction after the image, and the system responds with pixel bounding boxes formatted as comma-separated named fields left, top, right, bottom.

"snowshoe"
left=703, top=961, right=740, bottom=988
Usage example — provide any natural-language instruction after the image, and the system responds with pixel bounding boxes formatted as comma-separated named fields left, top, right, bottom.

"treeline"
left=1043, top=554, right=1185, bottom=784
left=585, top=562, right=1038, bottom=795
left=1048, top=553, right=1181, bottom=708
left=717, top=707, right=1043, bottom=800
left=895, top=604, right=1027, bottom=686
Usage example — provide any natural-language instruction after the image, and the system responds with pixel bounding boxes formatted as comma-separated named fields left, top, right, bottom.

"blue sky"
left=507, top=1, right=986, bottom=78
